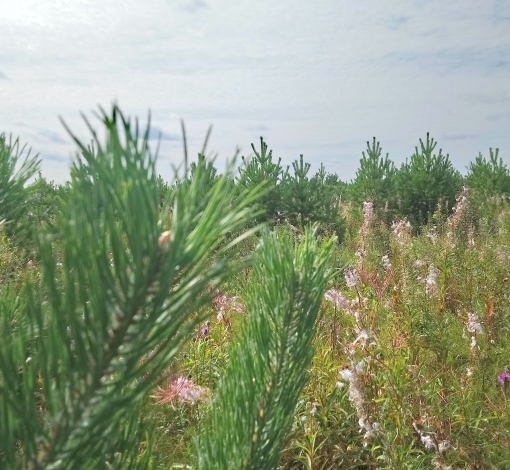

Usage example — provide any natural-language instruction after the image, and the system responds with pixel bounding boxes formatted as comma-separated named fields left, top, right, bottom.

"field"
left=1, top=107, right=510, bottom=469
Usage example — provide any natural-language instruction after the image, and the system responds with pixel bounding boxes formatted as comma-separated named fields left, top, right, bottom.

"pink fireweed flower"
left=339, top=359, right=379, bottom=446
left=448, top=187, right=468, bottom=232
left=151, top=376, right=208, bottom=406
left=498, top=368, right=510, bottom=386
left=212, top=292, right=245, bottom=321
left=362, top=201, right=374, bottom=227
left=413, top=422, right=451, bottom=455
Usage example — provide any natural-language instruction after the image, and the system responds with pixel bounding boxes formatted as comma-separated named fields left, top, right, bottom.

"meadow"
left=1, top=106, right=509, bottom=469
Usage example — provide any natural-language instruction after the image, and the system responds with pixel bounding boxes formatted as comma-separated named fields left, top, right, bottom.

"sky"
left=1, top=0, right=510, bottom=183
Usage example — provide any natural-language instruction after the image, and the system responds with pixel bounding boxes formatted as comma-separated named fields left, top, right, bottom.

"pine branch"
left=0, top=105, right=264, bottom=469
left=197, top=226, right=334, bottom=470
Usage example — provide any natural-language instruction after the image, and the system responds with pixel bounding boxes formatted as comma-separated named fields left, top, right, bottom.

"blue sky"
left=1, top=0, right=509, bottom=183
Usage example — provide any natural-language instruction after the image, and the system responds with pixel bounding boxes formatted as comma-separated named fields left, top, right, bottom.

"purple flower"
left=498, top=368, right=510, bottom=386
left=201, top=327, right=209, bottom=336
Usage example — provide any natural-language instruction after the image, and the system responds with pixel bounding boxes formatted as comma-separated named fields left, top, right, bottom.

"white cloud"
left=1, top=0, right=509, bottom=183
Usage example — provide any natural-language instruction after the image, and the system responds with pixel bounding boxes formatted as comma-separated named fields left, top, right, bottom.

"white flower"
left=466, top=312, right=482, bottom=334
left=345, top=268, right=360, bottom=289
left=391, top=219, right=411, bottom=244
left=324, top=289, right=350, bottom=310
left=362, top=201, right=374, bottom=228
left=381, top=254, right=392, bottom=271
left=426, top=265, right=440, bottom=297
left=340, top=368, right=354, bottom=382
left=353, top=330, right=369, bottom=346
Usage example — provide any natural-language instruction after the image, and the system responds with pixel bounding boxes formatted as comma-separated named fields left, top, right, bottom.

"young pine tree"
left=236, top=138, right=287, bottom=223
left=395, top=133, right=463, bottom=227
left=349, top=137, right=396, bottom=220
left=466, top=148, right=510, bottom=197
left=281, top=155, right=345, bottom=237
left=0, top=134, right=41, bottom=246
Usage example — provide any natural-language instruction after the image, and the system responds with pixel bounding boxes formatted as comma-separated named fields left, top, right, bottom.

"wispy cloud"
left=494, top=0, right=510, bottom=21
left=441, top=133, right=477, bottom=141
left=179, top=0, right=208, bottom=13
left=0, top=68, right=8, bottom=80
left=43, top=153, right=68, bottom=163
left=38, top=130, right=69, bottom=145
left=148, top=126, right=180, bottom=142
left=462, top=92, right=510, bottom=105
left=387, top=16, right=410, bottom=30
left=247, top=124, right=270, bottom=133
left=487, top=112, right=510, bottom=122
left=383, top=47, right=510, bottom=71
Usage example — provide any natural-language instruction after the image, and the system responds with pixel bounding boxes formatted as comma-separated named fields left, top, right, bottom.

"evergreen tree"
left=349, top=137, right=396, bottom=219
left=395, top=133, right=463, bottom=227
left=236, top=138, right=287, bottom=222
left=281, top=156, right=345, bottom=238
left=466, top=148, right=510, bottom=197
left=188, top=153, right=221, bottom=208
left=0, top=134, right=40, bottom=244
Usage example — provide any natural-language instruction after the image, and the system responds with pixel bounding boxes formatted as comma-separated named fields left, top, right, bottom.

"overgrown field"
left=1, top=107, right=510, bottom=469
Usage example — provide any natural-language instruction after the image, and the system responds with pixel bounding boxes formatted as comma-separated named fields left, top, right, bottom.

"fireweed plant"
left=283, top=195, right=510, bottom=469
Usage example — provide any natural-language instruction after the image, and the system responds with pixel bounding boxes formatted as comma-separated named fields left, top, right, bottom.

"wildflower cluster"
left=425, top=264, right=440, bottom=297
left=391, top=218, right=411, bottom=246
left=151, top=376, right=209, bottom=406
left=338, top=360, right=380, bottom=446
left=447, top=186, right=468, bottom=239
left=211, top=291, right=245, bottom=322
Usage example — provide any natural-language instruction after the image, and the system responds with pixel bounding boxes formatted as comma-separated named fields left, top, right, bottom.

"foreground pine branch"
left=0, top=106, right=263, bottom=469
left=197, top=226, right=335, bottom=470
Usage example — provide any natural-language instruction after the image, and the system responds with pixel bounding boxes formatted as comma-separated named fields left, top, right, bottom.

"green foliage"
left=0, top=105, right=263, bottom=469
left=349, top=138, right=396, bottom=221
left=0, top=134, right=41, bottom=244
left=466, top=148, right=510, bottom=197
left=186, top=153, right=222, bottom=210
left=18, top=175, right=69, bottom=254
left=281, top=157, right=345, bottom=239
left=236, top=138, right=287, bottom=222
left=4, top=105, right=510, bottom=469
left=395, top=133, right=463, bottom=227
left=197, top=227, right=335, bottom=470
